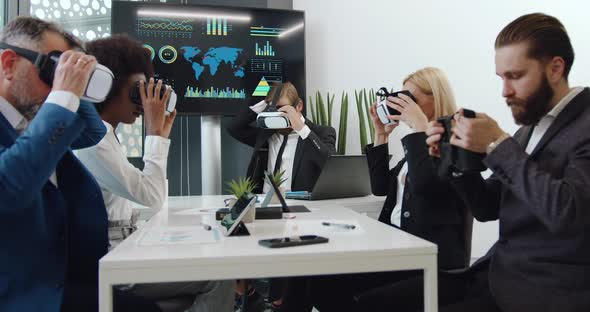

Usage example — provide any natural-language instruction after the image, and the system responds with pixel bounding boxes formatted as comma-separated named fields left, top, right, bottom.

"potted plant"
left=269, top=170, right=288, bottom=204
left=224, top=176, right=257, bottom=223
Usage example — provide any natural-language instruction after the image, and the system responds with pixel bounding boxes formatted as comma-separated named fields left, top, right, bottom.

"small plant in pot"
left=269, top=170, right=288, bottom=204
left=223, top=176, right=257, bottom=224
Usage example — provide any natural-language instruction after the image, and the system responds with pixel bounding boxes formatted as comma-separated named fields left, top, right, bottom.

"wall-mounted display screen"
left=112, top=2, right=305, bottom=115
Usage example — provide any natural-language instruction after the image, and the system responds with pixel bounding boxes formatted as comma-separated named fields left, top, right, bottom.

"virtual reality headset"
left=437, top=109, right=486, bottom=176
left=375, top=87, right=417, bottom=125
left=256, top=83, right=292, bottom=129
left=129, top=80, right=177, bottom=113
left=0, top=42, right=113, bottom=103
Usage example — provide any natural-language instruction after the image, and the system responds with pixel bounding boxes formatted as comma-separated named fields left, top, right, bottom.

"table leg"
left=99, top=274, right=113, bottom=312
left=423, top=264, right=438, bottom=312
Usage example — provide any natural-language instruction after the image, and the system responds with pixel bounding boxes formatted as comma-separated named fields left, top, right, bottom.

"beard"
left=506, top=75, right=554, bottom=126
left=10, top=68, right=45, bottom=120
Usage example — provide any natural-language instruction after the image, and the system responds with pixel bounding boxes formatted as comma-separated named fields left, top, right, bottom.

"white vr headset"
left=256, top=83, right=291, bottom=129
left=0, top=42, right=113, bottom=103
left=81, top=64, right=114, bottom=103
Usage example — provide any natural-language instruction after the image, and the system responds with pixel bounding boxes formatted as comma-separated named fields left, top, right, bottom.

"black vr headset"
left=256, top=83, right=292, bottom=129
left=375, top=87, right=418, bottom=125
left=436, top=109, right=486, bottom=176
left=0, top=42, right=113, bottom=103
left=129, top=80, right=177, bottom=113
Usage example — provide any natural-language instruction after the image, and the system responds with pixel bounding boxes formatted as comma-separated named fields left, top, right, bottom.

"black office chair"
left=351, top=206, right=474, bottom=309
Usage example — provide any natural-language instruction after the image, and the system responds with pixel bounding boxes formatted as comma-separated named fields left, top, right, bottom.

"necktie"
left=274, top=134, right=288, bottom=174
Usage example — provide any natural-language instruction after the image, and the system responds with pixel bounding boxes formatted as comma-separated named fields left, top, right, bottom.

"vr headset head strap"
left=376, top=87, right=398, bottom=99
left=0, top=42, right=58, bottom=86
left=0, top=42, right=42, bottom=64
left=267, top=83, right=284, bottom=111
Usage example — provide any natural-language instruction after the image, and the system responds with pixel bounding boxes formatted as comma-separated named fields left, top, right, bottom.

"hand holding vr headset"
left=256, top=83, right=304, bottom=131
left=130, top=79, right=177, bottom=115
left=51, top=50, right=98, bottom=99
left=449, top=110, right=507, bottom=153
left=426, top=108, right=508, bottom=175
left=369, top=100, right=398, bottom=144
left=0, top=42, right=113, bottom=103
left=137, top=78, right=177, bottom=138
left=371, top=87, right=427, bottom=145
left=277, top=104, right=305, bottom=131
left=386, top=91, right=429, bottom=132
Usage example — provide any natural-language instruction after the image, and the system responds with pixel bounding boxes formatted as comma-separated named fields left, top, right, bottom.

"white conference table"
left=99, top=195, right=438, bottom=312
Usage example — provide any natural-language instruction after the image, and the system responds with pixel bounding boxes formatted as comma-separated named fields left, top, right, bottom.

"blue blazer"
left=0, top=101, right=109, bottom=311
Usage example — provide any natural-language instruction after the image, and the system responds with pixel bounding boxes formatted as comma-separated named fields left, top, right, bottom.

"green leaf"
left=271, top=169, right=288, bottom=188
left=356, top=89, right=367, bottom=153
left=327, top=92, right=334, bottom=127
left=318, top=91, right=327, bottom=126
left=317, top=95, right=322, bottom=125
left=364, top=88, right=375, bottom=144
left=225, top=176, right=257, bottom=198
left=308, top=95, right=316, bottom=123
left=337, top=92, right=348, bottom=155
left=369, top=88, right=376, bottom=104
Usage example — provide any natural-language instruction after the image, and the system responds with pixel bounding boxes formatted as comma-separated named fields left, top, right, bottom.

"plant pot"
left=270, top=186, right=287, bottom=205
left=242, top=199, right=257, bottom=223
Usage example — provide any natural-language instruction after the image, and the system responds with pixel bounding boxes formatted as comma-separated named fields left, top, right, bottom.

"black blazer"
left=226, top=106, right=336, bottom=193
left=366, top=132, right=467, bottom=270
left=451, top=88, right=590, bottom=311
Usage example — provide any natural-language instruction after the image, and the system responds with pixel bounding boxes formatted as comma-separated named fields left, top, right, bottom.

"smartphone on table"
left=258, top=235, right=329, bottom=248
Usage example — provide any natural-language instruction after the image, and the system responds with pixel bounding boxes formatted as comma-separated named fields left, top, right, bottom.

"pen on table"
left=322, top=222, right=356, bottom=230
left=199, top=209, right=219, bottom=212
left=200, top=223, right=212, bottom=231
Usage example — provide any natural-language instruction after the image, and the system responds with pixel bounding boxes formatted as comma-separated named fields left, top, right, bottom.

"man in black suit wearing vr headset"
left=227, top=81, right=336, bottom=310
left=227, top=82, right=336, bottom=194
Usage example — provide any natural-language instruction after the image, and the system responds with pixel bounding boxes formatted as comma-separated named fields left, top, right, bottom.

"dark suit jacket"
left=226, top=106, right=336, bottom=193
left=0, top=101, right=108, bottom=311
left=366, top=132, right=467, bottom=270
left=451, top=88, right=590, bottom=311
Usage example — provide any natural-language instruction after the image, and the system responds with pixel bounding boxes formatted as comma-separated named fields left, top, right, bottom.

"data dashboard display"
left=112, top=2, right=305, bottom=115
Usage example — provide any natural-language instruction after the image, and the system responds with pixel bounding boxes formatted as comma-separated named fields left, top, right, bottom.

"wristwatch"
left=486, top=133, right=510, bottom=155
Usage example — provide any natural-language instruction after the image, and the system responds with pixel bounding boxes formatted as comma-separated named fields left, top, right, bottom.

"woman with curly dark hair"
left=76, top=34, right=234, bottom=312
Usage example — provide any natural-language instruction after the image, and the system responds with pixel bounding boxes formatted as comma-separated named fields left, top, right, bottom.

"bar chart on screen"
left=185, top=86, right=246, bottom=99
left=202, top=17, right=232, bottom=36
left=255, top=41, right=276, bottom=56
left=250, top=59, right=283, bottom=73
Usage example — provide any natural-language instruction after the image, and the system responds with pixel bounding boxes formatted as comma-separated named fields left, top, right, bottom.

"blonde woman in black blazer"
left=295, top=67, right=469, bottom=312
left=366, top=66, right=467, bottom=269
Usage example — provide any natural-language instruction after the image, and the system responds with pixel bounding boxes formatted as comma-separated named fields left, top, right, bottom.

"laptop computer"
left=287, top=155, right=372, bottom=200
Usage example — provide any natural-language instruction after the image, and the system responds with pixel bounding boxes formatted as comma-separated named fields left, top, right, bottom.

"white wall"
left=294, top=0, right=590, bottom=258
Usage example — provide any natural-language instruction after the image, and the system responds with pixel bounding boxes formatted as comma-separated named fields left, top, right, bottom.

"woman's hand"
left=369, top=101, right=397, bottom=146
left=386, top=93, right=429, bottom=132
left=140, top=78, right=174, bottom=138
